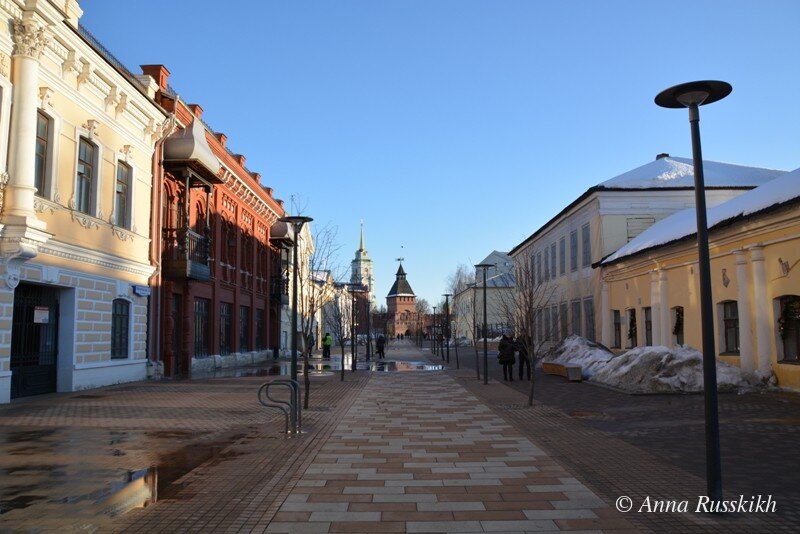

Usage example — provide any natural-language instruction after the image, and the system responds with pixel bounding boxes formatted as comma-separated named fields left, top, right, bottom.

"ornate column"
left=659, top=270, right=670, bottom=346
left=600, top=280, right=611, bottom=347
left=0, top=14, right=51, bottom=289
left=733, top=250, right=755, bottom=373
left=750, top=246, right=772, bottom=376
left=649, top=270, right=661, bottom=346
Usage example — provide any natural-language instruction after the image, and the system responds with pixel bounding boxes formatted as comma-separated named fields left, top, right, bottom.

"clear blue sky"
left=81, top=0, right=799, bottom=306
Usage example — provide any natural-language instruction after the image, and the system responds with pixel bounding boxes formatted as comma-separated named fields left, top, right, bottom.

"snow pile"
left=546, top=336, right=764, bottom=393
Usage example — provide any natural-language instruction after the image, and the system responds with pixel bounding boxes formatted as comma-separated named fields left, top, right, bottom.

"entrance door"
left=10, top=283, right=59, bottom=398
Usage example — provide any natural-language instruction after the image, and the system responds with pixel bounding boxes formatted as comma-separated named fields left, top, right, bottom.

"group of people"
left=320, top=332, right=386, bottom=359
left=497, top=334, right=531, bottom=382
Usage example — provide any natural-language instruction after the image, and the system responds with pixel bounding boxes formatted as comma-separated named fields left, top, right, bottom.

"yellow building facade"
left=600, top=170, right=800, bottom=390
left=0, top=0, right=167, bottom=402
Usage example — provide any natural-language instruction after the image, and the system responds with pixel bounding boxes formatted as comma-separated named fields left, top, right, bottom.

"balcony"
left=162, top=228, right=211, bottom=281
left=271, top=275, right=289, bottom=305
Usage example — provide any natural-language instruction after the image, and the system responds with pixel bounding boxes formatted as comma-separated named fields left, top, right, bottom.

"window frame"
left=570, top=300, right=582, bottom=337
left=114, top=160, right=133, bottom=229
left=194, top=298, right=211, bottom=357
left=583, top=298, right=595, bottom=341
left=110, top=298, right=131, bottom=360
left=644, top=306, right=653, bottom=346
left=581, top=224, right=591, bottom=267
left=76, top=136, right=100, bottom=216
left=570, top=230, right=578, bottom=272
left=220, top=302, right=232, bottom=356
left=721, top=300, right=740, bottom=354
left=612, top=309, right=621, bottom=348
left=559, top=236, right=566, bottom=276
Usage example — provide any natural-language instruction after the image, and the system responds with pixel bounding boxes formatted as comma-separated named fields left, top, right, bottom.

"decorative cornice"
left=39, top=240, right=154, bottom=279
left=33, top=197, right=60, bottom=215
left=12, top=17, right=50, bottom=60
left=38, top=86, right=54, bottom=108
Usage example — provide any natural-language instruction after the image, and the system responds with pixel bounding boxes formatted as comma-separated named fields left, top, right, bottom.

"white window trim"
left=72, top=125, right=103, bottom=218
left=36, top=107, right=63, bottom=202
left=112, top=155, right=134, bottom=229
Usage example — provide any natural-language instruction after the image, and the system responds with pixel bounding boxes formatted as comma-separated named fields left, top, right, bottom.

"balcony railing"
left=271, top=275, right=289, bottom=305
left=162, top=227, right=211, bottom=281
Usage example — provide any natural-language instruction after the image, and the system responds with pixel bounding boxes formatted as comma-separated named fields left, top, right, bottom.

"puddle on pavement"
left=204, top=358, right=444, bottom=378
left=0, top=428, right=248, bottom=524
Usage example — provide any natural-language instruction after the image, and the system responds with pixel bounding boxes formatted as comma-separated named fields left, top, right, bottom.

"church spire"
left=359, top=219, right=365, bottom=251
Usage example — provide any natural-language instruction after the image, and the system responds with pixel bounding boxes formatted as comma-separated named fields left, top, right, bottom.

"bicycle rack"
left=257, top=379, right=301, bottom=434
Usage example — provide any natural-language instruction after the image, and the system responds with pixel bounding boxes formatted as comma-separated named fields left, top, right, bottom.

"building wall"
left=601, top=204, right=800, bottom=390
left=0, top=0, right=165, bottom=402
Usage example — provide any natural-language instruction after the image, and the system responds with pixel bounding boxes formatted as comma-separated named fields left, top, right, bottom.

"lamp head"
left=655, top=80, right=731, bottom=109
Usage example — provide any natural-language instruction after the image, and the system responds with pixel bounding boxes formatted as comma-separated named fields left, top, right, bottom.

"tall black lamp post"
left=475, top=263, right=493, bottom=385
left=348, top=285, right=366, bottom=372
left=656, top=80, right=731, bottom=503
left=279, top=215, right=313, bottom=383
left=443, top=294, right=452, bottom=364
left=432, top=306, right=437, bottom=356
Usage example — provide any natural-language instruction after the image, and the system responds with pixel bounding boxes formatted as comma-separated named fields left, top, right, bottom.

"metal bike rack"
left=257, top=379, right=301, bottom=434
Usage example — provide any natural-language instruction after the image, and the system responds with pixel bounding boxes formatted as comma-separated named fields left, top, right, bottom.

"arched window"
left=111, top=299, right=130, bottom=359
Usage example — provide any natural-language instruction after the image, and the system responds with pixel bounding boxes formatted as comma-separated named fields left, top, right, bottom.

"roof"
left=601, top=167, right=800, bottom=265
left=599, top=157, right=784, bottom=189
left=163, top=119, right=221, bottom=179
left=387, top=263, right=415, bottom=297
left=509, top=156, right=786, bottom=256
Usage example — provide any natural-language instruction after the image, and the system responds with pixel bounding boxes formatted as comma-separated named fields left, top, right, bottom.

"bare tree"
left=323, top=283, right=351, bottom=381
left=497, top=252, right=558, bottom=406
left=415, top=298, right=430, bottom=346
left=296, top=223, right=345, bottom=408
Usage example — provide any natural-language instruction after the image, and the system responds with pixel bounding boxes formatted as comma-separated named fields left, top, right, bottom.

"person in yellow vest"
left=322, top=333, right=333, bottom=359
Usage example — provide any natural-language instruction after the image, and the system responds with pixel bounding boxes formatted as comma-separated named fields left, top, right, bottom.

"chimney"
left=262, top=185, right=273, bottom=196
left=140, top=65, right=170, bottom=91
left=251, top=172, right=261, bottom=183
left=188, top=104, right=204, bottom=119
left=656, top=153, right=670, bottom=160
left=135, top=74, right=160, bottom=98
left=235, top=154, right=246, bottom=167
left=215, top=132, right=227, bottom=147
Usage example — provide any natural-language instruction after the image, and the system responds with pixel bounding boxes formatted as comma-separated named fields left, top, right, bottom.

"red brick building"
left=385, top=263, right=427, bottom=337
left=143, top=65, right=287, bottom=377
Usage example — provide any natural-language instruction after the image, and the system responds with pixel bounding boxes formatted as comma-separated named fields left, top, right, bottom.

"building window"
left=76, top=137, right=95, bottom=214
left=35, top=111, right=49, bottom=195
left=550, top=305, right=559, bottom=342
left=255, top=308, right=265, bottom=350
left=111, top=299, right=130, bottom=359
left=571, top=300, right=581, bottom=337
left=114, top=162, right=132, bottom=228
left=550, top=243, right=556, bottom=280
left=194, top=298, right=210, bottom=357
left=722, top=301, right=740, bottom=353
left=536, top=308, right=544, bottom=342
left=627, top=309, right=637, bottom=348
left=544, top=247, right=550, bottom=280
left=559, top=302, right=569, bottom=339
left=543, top=307, right=551, bottom=341
left=220, top=302, right=232, bottom=355
left=536, top=253, right=542, bottom=285
left=240, top=306, right=250, bottom=352
left=672, top=306, right=684, bottom=345
left=581, top=224, right=591, bottom=267
left=644, top=307, right=653, bottom=346
left=559, top=237, right=566, bottom=276
left=570, top=230, right=578, bottom=272
left=778, top=295, right=800, bottom=362
left=613, top=309, right=621, bottom=348
left=583, top=298, right=595, bottom=341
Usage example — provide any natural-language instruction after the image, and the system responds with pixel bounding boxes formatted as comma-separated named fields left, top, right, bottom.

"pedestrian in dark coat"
left=376, top=335, right=386, bottom=359
left=516, top=336, right=531, bottom=380
left=498, top=334, right=516, bottom=381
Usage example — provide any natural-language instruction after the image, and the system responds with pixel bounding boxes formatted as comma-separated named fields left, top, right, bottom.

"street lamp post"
left=656, top=80, right=731, bottom=503
left=348, top=285, right=366, bottom=373
left=443, top=294, right=452, bottom=364
left=476, top=264, right=492, bottom=385
left=278, top=215, right=313, bottom=383
left=432, top=306, right=437, bottom=357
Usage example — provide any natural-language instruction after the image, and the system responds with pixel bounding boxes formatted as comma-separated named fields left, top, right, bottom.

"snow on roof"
left=598, top=156, right=785, bottom=189
left=603, top=167, right=800, bottom=264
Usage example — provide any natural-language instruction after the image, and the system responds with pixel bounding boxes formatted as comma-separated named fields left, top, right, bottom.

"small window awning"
left=163, top=119, right=223, bottom=185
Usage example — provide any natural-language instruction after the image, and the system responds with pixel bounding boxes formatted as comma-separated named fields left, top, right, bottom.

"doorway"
left=10, top=283, right=60, bottom=398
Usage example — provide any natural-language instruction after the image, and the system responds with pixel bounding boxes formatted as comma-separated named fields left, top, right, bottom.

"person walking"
left=516, top=335, right=531, bottom=381
left=322, top=332, right=332, bottom=359
left=498, top=334, right=516, bottom=381
left=376, top=334, right=386, bottom=359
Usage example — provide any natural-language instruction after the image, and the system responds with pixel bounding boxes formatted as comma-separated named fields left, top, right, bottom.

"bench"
left=542, top=362, right=583, bottom=382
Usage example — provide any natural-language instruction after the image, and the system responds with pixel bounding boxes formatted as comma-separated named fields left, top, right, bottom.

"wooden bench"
left=542, top=362, right=583, bottom=382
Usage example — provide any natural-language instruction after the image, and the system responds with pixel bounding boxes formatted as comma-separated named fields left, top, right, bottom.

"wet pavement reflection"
left=202, top=357, right=444, bottom=378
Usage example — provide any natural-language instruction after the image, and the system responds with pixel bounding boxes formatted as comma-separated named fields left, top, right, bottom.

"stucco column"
left=4, top=15, right=48, bottom=224
left=750, top=246, right=772, bottom=376
left=733, top=250, right=755, bottom=373
left=649, top=271, right=661, bottom=346
left=600, top=280, right=611, bottom=347
left=659, top=270, right=669, bottom=346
